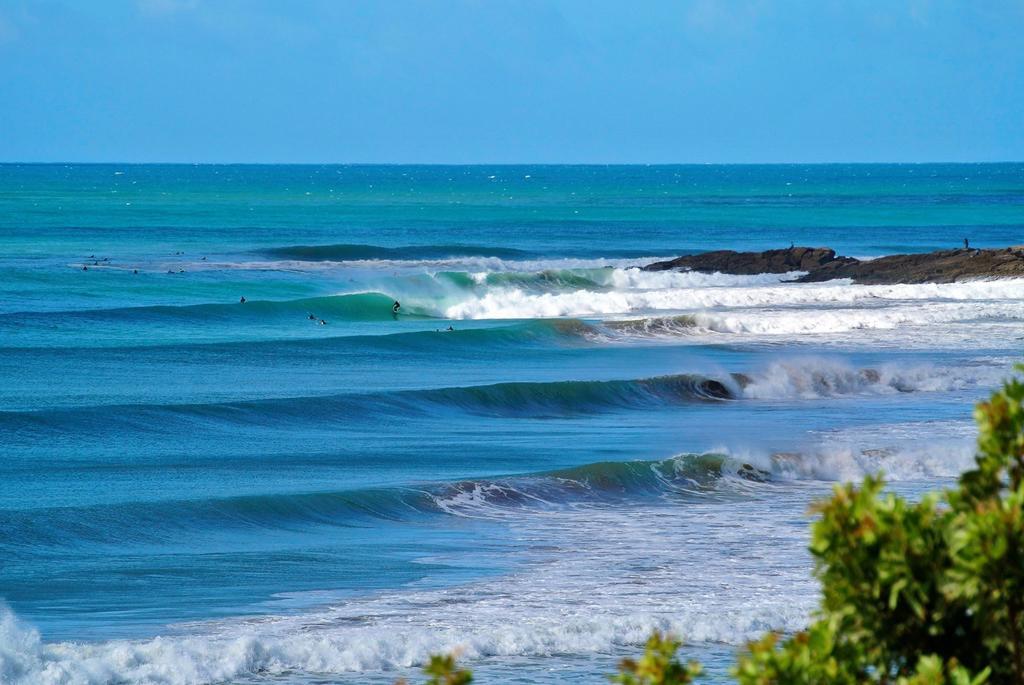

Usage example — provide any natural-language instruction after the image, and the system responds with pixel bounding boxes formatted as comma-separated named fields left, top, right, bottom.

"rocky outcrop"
left=644, top=247, right=848, bottom=274
left=795, top=247, right=1024, bottom=284
left=643, top=246, right=1024, bottom=285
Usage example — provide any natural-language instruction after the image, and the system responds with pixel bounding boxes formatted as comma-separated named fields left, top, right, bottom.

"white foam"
left=0, top=607, right=43, bottom=685
left=444, top=278, right=1024, bottom=320
left=168, top=258, right=1024, bottom=349
left=765, top=442, right=975, bottom=482
left=0, top=486, right=818, bottom=684
left=738, top=358, right=1003, bottom=400
left=603, top=269, right=803, bottom=290
left=701, top=301, right=1021, bottom=333
left=0, top=434, right=977, bottom=684
left=0, top=602, right=805, bottom=685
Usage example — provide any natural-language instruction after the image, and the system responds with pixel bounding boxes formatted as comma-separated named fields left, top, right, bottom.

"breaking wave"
left=0, top=599, right=806, bottom=685
left=1, top=453, right=766, bottom=549
left=0, top=436, right=976, bottom=685
left=3, top=429, right=977, bottom=554
left=0, top=293, right=414, bottom=325
left=443, top=278, right=1024, bottom=320
left=0, top=358, right=1000, bottom=435
left=14, top=267, right=1022, bottom=349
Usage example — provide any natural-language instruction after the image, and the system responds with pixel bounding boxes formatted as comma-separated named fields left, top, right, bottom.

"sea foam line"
left=0, top=434, right=977, bottom=684
left=442, top=277, right=1024, bottom=320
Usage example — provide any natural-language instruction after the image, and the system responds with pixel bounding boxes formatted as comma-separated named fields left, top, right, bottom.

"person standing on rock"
left=964, top=238, right=970, bottom=250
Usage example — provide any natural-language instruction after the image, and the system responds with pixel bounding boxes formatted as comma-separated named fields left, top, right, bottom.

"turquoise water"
left=1, top=164, right=1023, bottom=684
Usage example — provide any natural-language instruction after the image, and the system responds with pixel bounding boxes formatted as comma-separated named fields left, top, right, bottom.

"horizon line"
left=1, top=160, right=1022, bottom=167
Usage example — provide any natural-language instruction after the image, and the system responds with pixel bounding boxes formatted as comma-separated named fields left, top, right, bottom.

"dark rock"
left=643, top=246, right=1024, bottom=285
left=794, top=247, right=1024, bottom=284
left=644, top=247, right=847, bottom=274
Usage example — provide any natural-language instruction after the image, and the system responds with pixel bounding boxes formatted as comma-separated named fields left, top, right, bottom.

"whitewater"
left=1, top=163, right=1022, bottom=684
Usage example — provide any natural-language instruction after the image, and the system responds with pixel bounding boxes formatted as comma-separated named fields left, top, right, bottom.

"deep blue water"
left=1, top=164, right=1023, bottom=684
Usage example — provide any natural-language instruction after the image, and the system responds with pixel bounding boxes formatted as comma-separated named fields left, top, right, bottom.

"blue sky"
left=0, top=0, right=1021, bottom=163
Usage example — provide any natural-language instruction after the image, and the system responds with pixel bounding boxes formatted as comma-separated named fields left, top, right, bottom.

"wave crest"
left=262, top=243, right=535, bottom=262
left=0, top=601, right=807, bottom=685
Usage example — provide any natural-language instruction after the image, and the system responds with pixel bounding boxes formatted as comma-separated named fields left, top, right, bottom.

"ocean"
left=1, top=163, right=1023, bottom=684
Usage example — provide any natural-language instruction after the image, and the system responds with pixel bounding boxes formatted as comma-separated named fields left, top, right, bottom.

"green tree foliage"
left=423, top=653, right=473, bottom=685
left=734, top=366, right=1024, bottom=684
left=395, top=652, right=473, bottom=685
left=611, top=631, right=702, bottom=685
